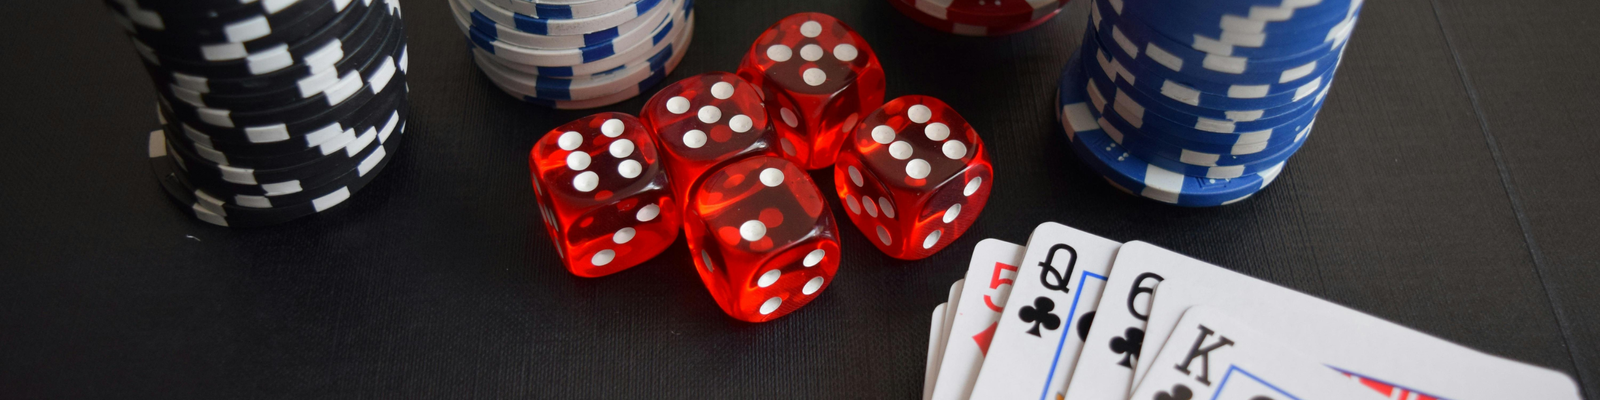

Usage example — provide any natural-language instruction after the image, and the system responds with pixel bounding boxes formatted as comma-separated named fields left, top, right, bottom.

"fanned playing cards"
left=922, top=222, right=1579, bottom=400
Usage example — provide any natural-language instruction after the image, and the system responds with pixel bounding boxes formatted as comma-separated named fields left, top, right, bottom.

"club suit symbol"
left=1076, top=311, right=1096, bottom=341
left=1154, top=384, right=1191, bottom=400
left=1018, top=296, right=1061, bottom=337
left=1110, top=327, right=1145, bottom=368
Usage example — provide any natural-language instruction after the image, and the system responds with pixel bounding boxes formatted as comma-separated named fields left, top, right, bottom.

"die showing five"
left=527, top=13, right=989, bottom=321
left=737, top=12, right=886, bottom=170
left=640, top=72, right=785, bottom=204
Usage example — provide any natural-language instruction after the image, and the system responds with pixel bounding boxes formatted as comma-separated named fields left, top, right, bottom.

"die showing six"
left=834, top=96, right=993, bottom=260
left=529, top=113, right=682, bottom=278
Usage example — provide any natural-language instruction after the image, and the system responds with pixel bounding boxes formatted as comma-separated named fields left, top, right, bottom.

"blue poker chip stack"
left=106, top=0, right=411, bottom=227
left=451, top=0, right=696, bottom=109
left=1056, top=0, right=1361, bottom=207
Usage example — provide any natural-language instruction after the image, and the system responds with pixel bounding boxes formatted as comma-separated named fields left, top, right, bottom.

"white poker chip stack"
left=450, top=0, right=697, bottom=109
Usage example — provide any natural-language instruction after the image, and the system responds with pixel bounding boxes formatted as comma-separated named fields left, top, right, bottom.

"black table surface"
left=3, top=0, right=1597, bottom=398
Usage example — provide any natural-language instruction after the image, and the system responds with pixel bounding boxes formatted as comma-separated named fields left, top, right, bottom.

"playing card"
left=925, top=302, right=948, bottom=400
left=926, top=279, right=965, bottom=400
left=1131, top=244, right=1581, bottom=400
left=929, top=239, right=1025, bottom=400
left=1062, top=241, right=1220, bottom=400
left=968, top=222, right=1122, bottom=400
left=1129, top=306, right=1388, bottom=400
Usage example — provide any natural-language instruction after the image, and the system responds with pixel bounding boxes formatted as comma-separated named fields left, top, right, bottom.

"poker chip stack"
left=1056, top=0, right=1361, bottom=207
left=451, top=0, right=696, bottom=109
left=106, top=0, right=412, bottom=227
left=888, top=0, right=1068, bottom=37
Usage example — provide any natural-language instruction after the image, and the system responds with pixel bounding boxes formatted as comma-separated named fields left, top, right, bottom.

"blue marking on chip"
left=1058, top=45, right=1284, bottom=207
left=534, top=3, right=573, bottom=19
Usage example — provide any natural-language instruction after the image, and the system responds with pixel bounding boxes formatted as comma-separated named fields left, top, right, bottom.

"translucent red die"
left=640, top=72, right=785, bottom=203
left=529, top=113, right=681, bottom=277
left=834, top=96, right=993, bottom=260
left=737, top=12, right=886, bottom=170
left=683, top=156, right=841, bottom=322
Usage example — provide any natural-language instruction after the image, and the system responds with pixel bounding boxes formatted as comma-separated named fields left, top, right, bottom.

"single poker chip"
left=1084, top=70, right=1322, bottom=151
left=909, top=0, right=1060, bottom=21
left=147, top=10, right=400, bottom=98
left=475, top=4, right=686, bottom=77
left=162, top=47, right=408, bottom=145
left=160, top=21, right=404, bottom=130
left=462, top=0, right=665, bottom=37
left=1059, top=47, right=1282, bottom=207
left=149, top=127, right=400, bottom=228
left=453, top=0, right=678, bottom=50
left=492, top=17, right=689, bottom=109
left=132, top=0, right=393, bottom=79
left=886, top=0, right=1059, bottom=37
left=168, top=90, right=409, bottom=169
left=165, top=106, right=405, bottom=198
left=486, top=0, right=637, bottom=20
left=899, top=0, right=1062, bottom=27
left=155, top=11, right=397, bottom=110
left=458, top=0, right=679, bottom=66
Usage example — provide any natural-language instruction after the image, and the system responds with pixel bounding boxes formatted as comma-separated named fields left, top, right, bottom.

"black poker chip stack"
left=105, top=0, right=411, bottom=228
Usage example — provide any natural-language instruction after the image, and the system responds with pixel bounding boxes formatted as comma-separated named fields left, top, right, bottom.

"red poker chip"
left=889, top=0, right=1061, bottom=37
left=898, top=0, right=1065, bottom=27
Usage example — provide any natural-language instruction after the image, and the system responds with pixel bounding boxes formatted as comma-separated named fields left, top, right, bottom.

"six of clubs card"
left=923, top=223, right=1579, bottom=400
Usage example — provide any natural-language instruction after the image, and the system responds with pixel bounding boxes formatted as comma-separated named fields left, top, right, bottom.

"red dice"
left=834, top=96, right=992, bottom=260
left=640, top=72, right=785, bottom=203
left=737, top=12, right=886, bottom=170
left=529, top=113, right=682, bottom=277
left=683, top=156, right=841, bottom=322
